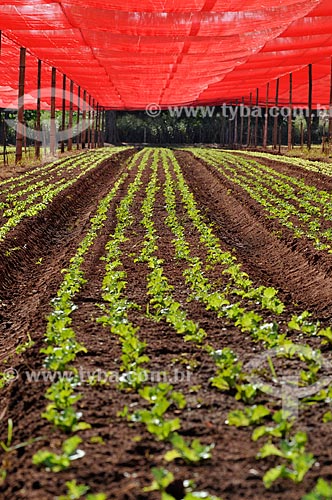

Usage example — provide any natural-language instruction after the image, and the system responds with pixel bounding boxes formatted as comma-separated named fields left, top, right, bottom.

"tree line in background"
left=0, top=107, right=328, bottom=150
left=107, top=108, right=327, bottom=148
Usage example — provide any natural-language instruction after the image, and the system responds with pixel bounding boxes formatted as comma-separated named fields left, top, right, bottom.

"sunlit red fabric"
left=0, top=0, right=331, bottom=109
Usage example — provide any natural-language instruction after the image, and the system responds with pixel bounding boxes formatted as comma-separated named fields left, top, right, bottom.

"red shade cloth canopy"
left=0, top=0, right=331, bottom=109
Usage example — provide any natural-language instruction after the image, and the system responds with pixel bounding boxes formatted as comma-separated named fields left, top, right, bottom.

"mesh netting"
left=0, top=0, right=330, bottom=109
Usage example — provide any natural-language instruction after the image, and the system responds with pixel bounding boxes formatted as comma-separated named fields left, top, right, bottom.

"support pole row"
left=0, top=41, right=106, bottom=164
left=221, top=60, right=331, bottom=152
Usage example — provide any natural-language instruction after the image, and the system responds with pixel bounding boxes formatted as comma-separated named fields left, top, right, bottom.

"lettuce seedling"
left=57, top=479, right=107, bottom=500
left=302, top=478, right=332, bottom=499
left=165, top=434, right=214, bottom=463
left=33, top=436, right=84, bottom=472
left=226, top=405, right=270, bottom=427
left=144, top=467, right=223, bottom=500
left=252, top=410, right=295, bottom=441
left=210, top=348, right=243, bottom=391
left=257, top=431, right=315, bottom=488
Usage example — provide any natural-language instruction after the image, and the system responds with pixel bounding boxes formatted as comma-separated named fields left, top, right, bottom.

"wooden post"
left=328, top=58, right=332, bottom=151
left=95, top=103, right=98, bottom=147
left=240, top=97, right=244, bottom=147
left=263, top=83, right=269, bottom=148
left=234, top=100, right=238, bottom=145
left=87, top=94, right=91, bottom=148
left=99, top=105, right=103, bottom=147
left=76, top=86, right=80, bottom=150
left=273, top=78, right=279, bottom=150
left=61, top=74, right=66, bottom=154
left=97, top=103, right=101, bottom=147
left=254, top=88, right=259, bottom=147
left=247, top=93, right=252, bottom=147
left=307, top=64, right=312, bottom=150
left=96, top=103, right=99, bottom=147
left=91, top=99, right=95, bottom=148
left=15, top=47, right=26, bottom=164
left=101, top=107, right=105, bottom=147
left=2, top=111, right=7, bottom=166
left=220, top=118, right=225, bottom=146
left=82, top=89, right=86, bottom=148
left=102, top=108, right=105, bottom=146
left=228, top=102, right=233, bottom=147
left=300, top=120, right=304, bottom=149
left=35, top=59, right=42, bottom=159
left=278, top=124, right=282, bottom=153
left=68, top=80, right=74, bottom=151
left=50, top=67, right=56, bottom=156
left=288, top=73, right=293, bottom=151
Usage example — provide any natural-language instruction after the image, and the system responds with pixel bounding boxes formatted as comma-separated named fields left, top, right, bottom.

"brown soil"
left=236, top=151, right=332, bottom=190
left=0, top=148, right=332, bottom=500
left=176, top=151, right=332, bottom=319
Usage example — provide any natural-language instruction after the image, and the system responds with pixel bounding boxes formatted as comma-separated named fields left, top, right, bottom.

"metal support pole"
left=15, top=47, right=26, bottom=164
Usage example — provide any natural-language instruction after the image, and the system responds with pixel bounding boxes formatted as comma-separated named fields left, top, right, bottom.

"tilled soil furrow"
left=0, top=151, right=162, bottom=500
left=237, top=152, right=332, bottom=190
left=176, top=151, right=332, bottom=319
left=1, top=149, right=332, bottom=500
left=0, top=150, right=134, bottom=363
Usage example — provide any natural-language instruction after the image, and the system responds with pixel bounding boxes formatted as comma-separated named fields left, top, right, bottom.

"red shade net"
left=0, top=0, right=331, bottom=109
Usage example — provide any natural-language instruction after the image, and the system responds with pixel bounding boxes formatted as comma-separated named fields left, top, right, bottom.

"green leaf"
left=226, top=405, right=270, bottom=427
left=164, top=449, right=181, bottom=462
left=318, top=327, right=332, bottom=343
left=323, top=411, right=332, bottom=423
left=263, top=287, right=277, bottom=299
left=58, top=480, right=89, bottom=500
left=62, top=436, right=82, bottom=457
left=263, top=465, right=285, bottom=488
left=257, top=442, right=284, bottom=459
left=302, top=478, right=332, bottom=499
left=143, top=468, right=174, bottom=492
left=32, top=450, right=70, bottom=472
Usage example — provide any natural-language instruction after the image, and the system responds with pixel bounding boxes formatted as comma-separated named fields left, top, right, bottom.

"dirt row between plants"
left=1, top=150, right=332, bottom=500
left=0, top=148, right=134, bottom=366
left=236, top=152, right=332, bottom=190
left=176, top=151, right=332, bottom=320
